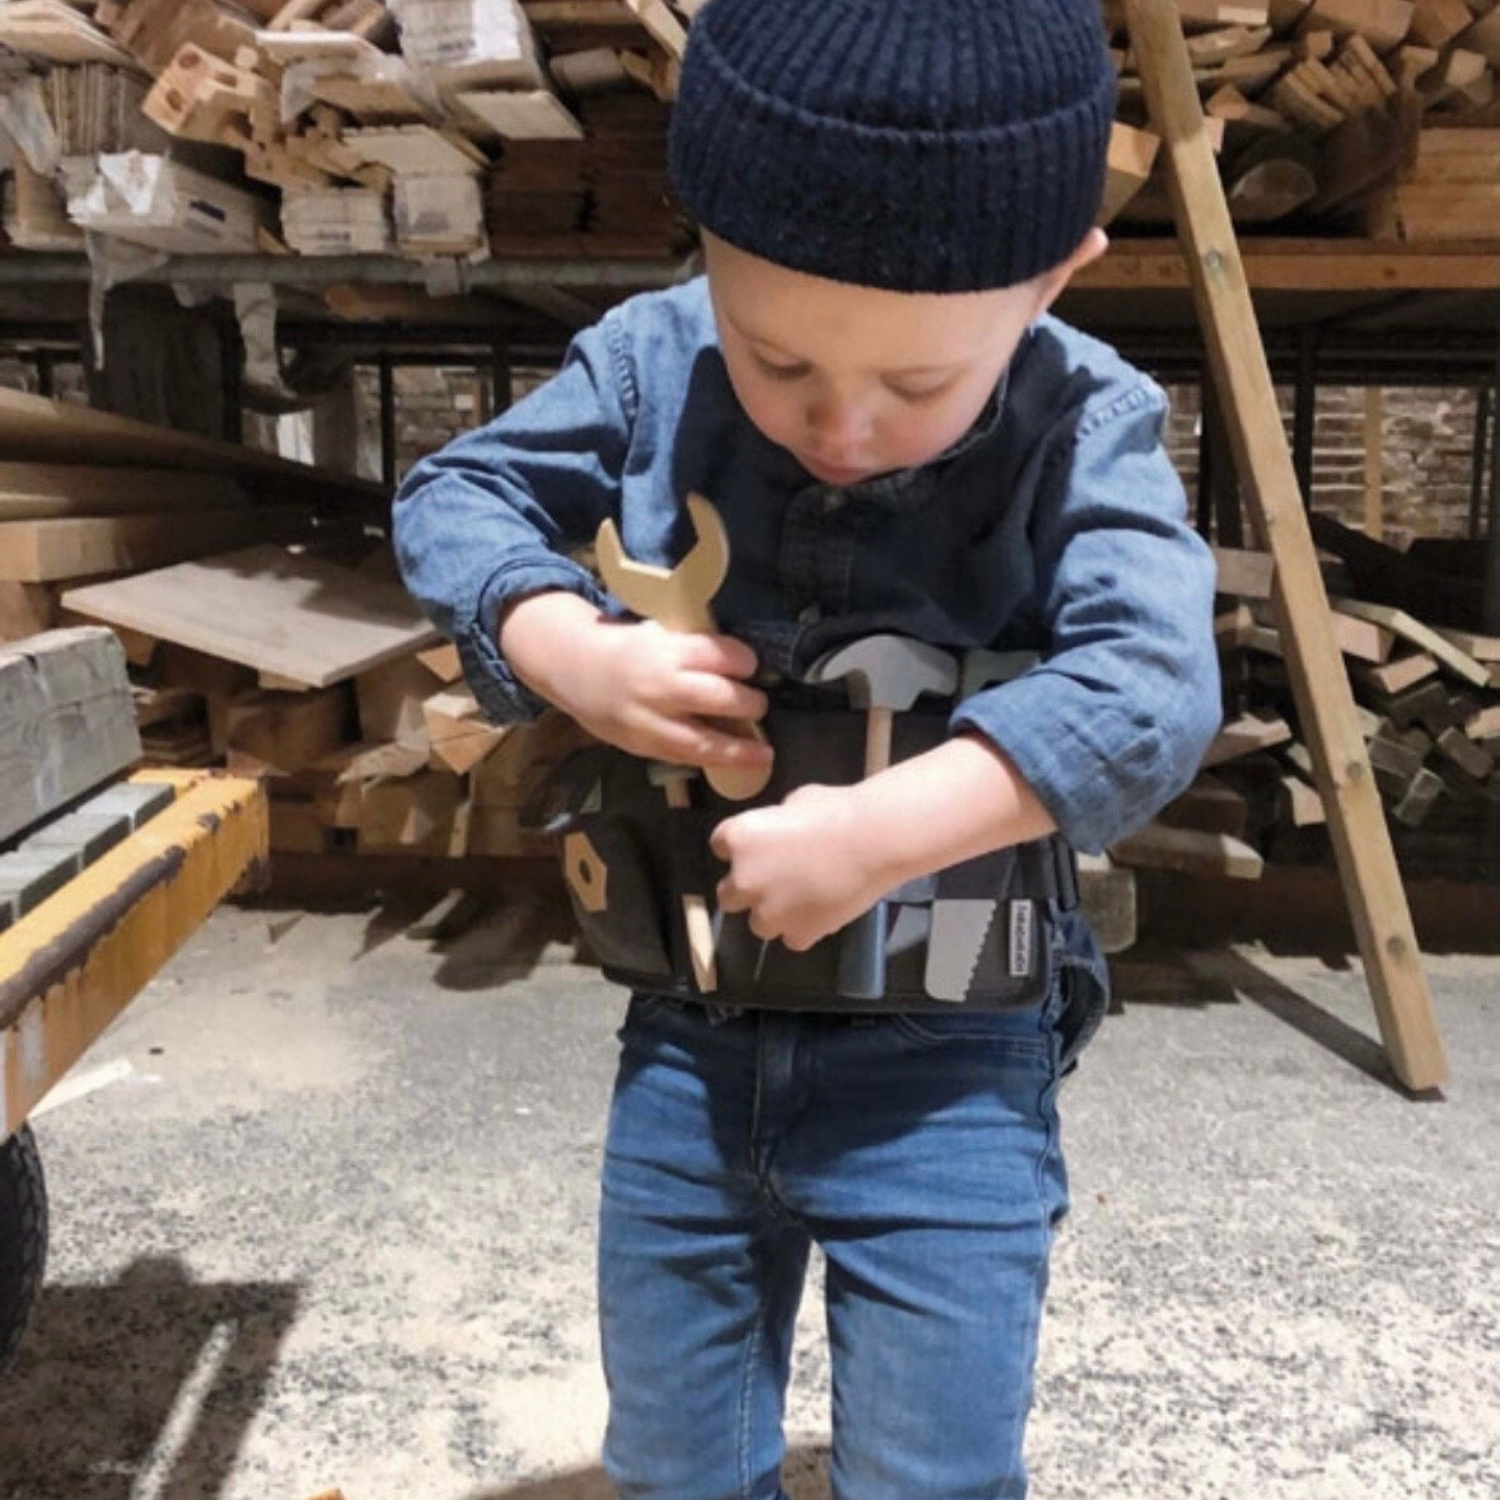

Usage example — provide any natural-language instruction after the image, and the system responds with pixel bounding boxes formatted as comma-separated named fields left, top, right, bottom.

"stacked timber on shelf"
left=1106, top=532, right=1500, bottom=887
left=3, top=1, right=1498, bottom=262
left=1100, top=0, right=1500, bottom=236
left=0, top=0, right=694, bottom=259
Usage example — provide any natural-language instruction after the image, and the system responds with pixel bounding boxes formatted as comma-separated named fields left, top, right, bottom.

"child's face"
left=705, top=229, right=1106, bottom=487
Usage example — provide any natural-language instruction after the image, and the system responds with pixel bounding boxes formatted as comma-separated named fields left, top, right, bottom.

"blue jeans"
left=597, top=961, right=1102, bottom=1500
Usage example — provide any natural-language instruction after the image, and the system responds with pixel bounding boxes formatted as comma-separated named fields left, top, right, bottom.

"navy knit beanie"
left=668, top=0, right=1116, bottom=293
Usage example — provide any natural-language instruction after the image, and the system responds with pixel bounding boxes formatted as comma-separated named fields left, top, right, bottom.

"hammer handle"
left=662, top=776, right=718, bottom=993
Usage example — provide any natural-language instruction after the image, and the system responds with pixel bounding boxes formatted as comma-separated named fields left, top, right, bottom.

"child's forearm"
left=499, top=588, right=608, bottom=709
left=850, top=734, right=1058, bottom=892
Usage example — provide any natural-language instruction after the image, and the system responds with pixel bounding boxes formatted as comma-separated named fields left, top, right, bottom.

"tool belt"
left=525, top=708, right=1079, bottom=1014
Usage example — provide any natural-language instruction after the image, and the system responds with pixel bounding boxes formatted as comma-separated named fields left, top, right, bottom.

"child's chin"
left=800, top=456, right=879, bottom=486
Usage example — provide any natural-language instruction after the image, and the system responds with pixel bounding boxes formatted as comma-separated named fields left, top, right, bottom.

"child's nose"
left=806, top=395, right=871, bottom=448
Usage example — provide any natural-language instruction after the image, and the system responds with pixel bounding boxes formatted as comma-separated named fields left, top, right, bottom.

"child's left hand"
left=710, top=785, right=893, bottom=951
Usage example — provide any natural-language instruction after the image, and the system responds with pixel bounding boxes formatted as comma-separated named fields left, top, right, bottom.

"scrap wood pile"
left=0, top=0, right=1497, bottom=265
left=1102, top=0, right=1500, bottom=236
left=0, top=0, right=695, bottom=260
left=51, top=545, right=591, bottom=861
left=0, top=384, right=586, bottom=863
left=1107, top=531, right=1500, bottom=890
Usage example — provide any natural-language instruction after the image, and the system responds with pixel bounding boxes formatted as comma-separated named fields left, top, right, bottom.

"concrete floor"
left=1, top=892, right=1496, bottom=1500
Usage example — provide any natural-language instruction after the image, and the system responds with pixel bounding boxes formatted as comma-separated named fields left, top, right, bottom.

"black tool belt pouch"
left=523, top=708, right=1079, bottom=1014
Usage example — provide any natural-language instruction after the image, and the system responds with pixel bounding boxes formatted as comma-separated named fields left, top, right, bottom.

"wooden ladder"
left=1125, top=0, right=1448, bottom=1092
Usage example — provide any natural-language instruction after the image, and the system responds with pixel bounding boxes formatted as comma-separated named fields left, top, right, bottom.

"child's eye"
left=885, top=378, right=952, bottom=402
left=754, top=354, right=811, bottom=381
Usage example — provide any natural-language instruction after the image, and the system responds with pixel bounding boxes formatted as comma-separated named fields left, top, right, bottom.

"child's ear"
left=1032, top=228, right=1108, bottom=319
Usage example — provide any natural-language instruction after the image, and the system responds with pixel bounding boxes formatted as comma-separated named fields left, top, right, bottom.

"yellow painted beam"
left=1, top=771, right=268, bottom=1137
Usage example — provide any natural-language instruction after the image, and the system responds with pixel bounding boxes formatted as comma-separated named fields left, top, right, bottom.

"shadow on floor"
left=0, top=1256, right=300, bottom=1500
left=467, top=1446, right=831, bottom=1500
left=1110, top=944, right=1443, bottom=1098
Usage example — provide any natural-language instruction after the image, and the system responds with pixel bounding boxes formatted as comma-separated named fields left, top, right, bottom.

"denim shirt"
left=393, top=277, right=1220, bottom=856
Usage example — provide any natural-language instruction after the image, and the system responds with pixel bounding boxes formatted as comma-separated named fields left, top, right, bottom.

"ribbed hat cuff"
left=668, top=20, right=1114, bottom=292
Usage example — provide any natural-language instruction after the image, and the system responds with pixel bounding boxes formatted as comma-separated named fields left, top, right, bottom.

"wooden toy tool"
left=595, top=491, right=772, bottom=801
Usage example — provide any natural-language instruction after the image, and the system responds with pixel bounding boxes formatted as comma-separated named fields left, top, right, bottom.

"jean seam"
left=736, top=1296, right=767, bottom=1500
left=998, top=1047, right=1063, bottom=1492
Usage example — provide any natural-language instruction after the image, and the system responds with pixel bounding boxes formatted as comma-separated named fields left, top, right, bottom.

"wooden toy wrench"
left=595, top=492, right=772, bottom=801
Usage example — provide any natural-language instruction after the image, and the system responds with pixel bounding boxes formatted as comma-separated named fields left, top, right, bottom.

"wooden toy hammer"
left=595, top=492, right=771, bottom=802
left=807, top=635, right=958, bottom=999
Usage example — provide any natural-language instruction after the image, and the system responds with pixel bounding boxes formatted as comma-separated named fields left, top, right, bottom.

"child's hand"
left=502, top=591, right=772, bottom=772
left=711, top=785, right=891, bottom=951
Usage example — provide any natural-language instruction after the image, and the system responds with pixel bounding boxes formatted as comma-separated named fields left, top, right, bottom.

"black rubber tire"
left=0, top=1125, right=48, bottom=1374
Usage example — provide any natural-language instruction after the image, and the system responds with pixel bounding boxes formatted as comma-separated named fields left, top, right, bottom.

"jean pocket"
left=890, top=1009, right=1052, bottom=1060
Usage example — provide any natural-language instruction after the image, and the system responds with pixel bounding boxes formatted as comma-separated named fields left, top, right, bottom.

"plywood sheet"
left=62, top=545, right=440, bottom=688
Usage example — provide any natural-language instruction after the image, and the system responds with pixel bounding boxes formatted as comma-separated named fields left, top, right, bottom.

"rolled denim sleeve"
left=951, top=381, right=1221, bottom=852
left=392, top=313, right=631, bottom=722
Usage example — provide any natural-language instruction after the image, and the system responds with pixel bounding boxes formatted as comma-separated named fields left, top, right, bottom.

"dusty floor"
left=0, top=892, right=1496, bottom=1500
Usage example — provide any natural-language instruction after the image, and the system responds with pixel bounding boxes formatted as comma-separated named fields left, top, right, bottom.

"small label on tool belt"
left=1008, top=900, right=1035, bottom=978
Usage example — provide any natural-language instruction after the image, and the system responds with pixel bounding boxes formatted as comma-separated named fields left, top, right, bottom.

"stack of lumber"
left=484, top=86, right=687, bottom=257
left=1109, top=535, right=1500, bottom=885
left=0, top=0, right=694, bottom=260
left=1364, top=122, right=1500, bottom=237
left=4, top=1, right=1498, bottom=262
left=1099, top=0, right=1500, bottom=233
left=40, top=541, right=590, bottom=863
left=0, top=384, right=385, bottom=621
left=0, top=384, right=594, bottom=871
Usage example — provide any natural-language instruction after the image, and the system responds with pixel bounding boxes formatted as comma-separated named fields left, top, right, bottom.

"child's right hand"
left=500, top=590, right=773, bottom=773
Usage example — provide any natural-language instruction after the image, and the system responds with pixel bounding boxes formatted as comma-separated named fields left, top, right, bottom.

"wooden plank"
left=1410, top=0, right=1474, bottom=48
left=0, top=1, right=139, bottom=67
left=1200, top=711, right=1293, bottom=765
left=0, top=583, right=58, bottom=643
left=1279, top=773, right=1327, bottom=825
left=454, top=89, right=583, bottom=141
left=224, top=687, right=352, bottom=776
left=1175, top=0, right=1271, bottom=24
left=1332, top=598, right=1492, bottom=686
left=61, top=546, right=440, bottom=689
left=1185, top=24, right=1273, bottom=64
left=423, top=685, right=506, bottom=775
left=1109, top=821, right=1265, bottom=879
left=1434, top=625, right=1500, bottom=661
left=1158, top=773, right=1250, bottom=836
left=356, top=653, right=441, bottom=747
left=1298, top=0, right=1416, bottom=52
left=1435, top=725, right=1495, bottom=779
left=1464, top=703, right=1500, bottom=739
left=357, top=770, right=465, bottom=853
left=0, top=508, right=315, bottom=582
left=1101, top=121, right=1162, bottom=225
left=1375, top=183, right=1500, bottom=240
left=0, top=389, right=386, bottom=510
left=1125, top=0, right=1446, bottom=1092
left=1355, top=651, right=1438, bottom=695
left=1212, top=544, right=1276, bottom=597
left=0, top=464, right=247, bottom=520
left=1071, top=237, right=1500, bottom=292
left=1, top=771, right=266, bottom=1134
left=0, top=627, right=140, bottom=847
left=1075, top=852, right=1138, bottom=953
left=1457, top=9, right=1500, bottom=68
